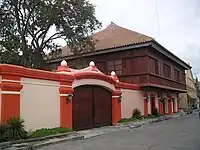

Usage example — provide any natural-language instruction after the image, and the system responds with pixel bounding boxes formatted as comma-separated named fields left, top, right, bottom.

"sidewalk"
left=2, top=113, right=183, bottom=150
left=114, top=113, right=181, bottom=129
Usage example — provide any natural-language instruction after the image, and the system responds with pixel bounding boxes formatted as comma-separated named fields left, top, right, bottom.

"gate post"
left=57, top=60, right=75, bottom=129
left=111, top=71, right=121, bottom=124
left=0, top=74, right=23, bottom=123
left=112, top=90, right=121, bottom=125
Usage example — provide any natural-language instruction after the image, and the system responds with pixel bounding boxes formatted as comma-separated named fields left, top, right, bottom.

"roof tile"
left=61, top=22, right=154, bottom=56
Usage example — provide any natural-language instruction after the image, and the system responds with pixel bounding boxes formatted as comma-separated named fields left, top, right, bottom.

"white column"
left=155, top=95, right=159, bottom=109
left=174, top=98, right=177, bottom=112
left=165, top=98, right=168, bottom=114
left=148, top=99, right=151, bottom=115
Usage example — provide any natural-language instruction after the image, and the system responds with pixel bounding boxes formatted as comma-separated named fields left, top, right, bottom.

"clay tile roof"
left=93, top=22, right=154, bottom=50
left=60, top=22, right=154, bottom=57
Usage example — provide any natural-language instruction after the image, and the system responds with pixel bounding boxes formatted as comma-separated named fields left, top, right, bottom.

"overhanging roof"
left=47, top=23, right=191, bottom=70
left=48, top=41, right=191, bottom=70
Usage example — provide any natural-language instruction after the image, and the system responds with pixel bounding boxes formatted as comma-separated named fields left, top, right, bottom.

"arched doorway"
left=72, top=85, right=112, bottom=130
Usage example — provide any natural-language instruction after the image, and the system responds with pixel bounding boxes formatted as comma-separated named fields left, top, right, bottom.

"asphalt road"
left=40, top=113, right=200, bottom=150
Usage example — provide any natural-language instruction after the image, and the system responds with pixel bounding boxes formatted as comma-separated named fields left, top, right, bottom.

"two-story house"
left=48, top=22, right=191, bottom=115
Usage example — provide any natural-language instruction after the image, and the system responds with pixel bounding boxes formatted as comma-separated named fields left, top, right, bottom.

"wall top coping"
left=0, top=60, right=140, bottom=90
left=0, top=64, right=74, bottom=83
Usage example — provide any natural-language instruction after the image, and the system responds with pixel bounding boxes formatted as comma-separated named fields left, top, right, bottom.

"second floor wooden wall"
left=48, top=46, right=186, bottom=90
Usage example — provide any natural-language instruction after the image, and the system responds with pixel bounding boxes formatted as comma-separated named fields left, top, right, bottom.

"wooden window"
left=181, top=72, right=185, bottom=83
left=96, top=62, right=106, bottom=74
left=122, top=58, right=133, bottom=75
left=107, top=60, right=122, bottom=76
left=150, top=58, right=159, bottom=75
left=174, top=69, right=180, bottom=81
left=163, top=63, right=171, bottom=78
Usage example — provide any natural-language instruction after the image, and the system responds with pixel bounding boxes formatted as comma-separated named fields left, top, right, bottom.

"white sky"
left=88, top=0, right=200, bottom=79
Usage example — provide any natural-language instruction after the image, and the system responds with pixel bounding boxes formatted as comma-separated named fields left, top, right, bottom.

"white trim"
left=112, top=96, right=120, bottom=98
left=1, top=79, right=20, bottom=83
left=1, top=91, right=21, bottom=95
left=60, top=94, right=70, bottom=97
left=1, top=79, right=72, bottom=88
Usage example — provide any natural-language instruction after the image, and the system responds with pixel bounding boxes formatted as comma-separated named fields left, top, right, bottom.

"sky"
left=88, top=0, right=200, bottom=79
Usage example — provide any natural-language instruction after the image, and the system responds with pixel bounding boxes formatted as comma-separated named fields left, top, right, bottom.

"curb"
left=1, top=132, right=78, bottom=150
left=29, top=135, right=84, bottom=150
left=10, top=135, right=84, bottom=150
left=117, top=113, right=182, bottom=129
left=0, top=142, right=12, bottom=149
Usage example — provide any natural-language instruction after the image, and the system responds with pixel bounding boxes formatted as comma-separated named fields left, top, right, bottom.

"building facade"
left=0, top=61, right=144, bottom=131
left=48, top=22, right=191, bottom=115
left=179, top=69, right=198, bottom=109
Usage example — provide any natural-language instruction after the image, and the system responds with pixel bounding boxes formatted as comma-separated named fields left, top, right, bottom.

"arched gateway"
left=57, top=60, right=121, bottom=130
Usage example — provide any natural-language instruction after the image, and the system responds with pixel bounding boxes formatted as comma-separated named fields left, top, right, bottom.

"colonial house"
left=179, top=69, right=198, bottom=109
left=48, top=22, right=191, bottom=115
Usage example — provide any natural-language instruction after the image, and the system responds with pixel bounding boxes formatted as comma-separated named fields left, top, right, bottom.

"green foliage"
left=0, top=0, right=101, bottom=68
left=30, top=128, right=72, bottom=138
left=151, top=108, right=160, bottom=117
left=0, top=117, right=27, bottom=142
left=0, top=124, right=10, bottom=142
left=118, top=118, right=137, bottom=123
left=132, top=108, right=142, bottom=119
left=7, top=117, right=27, bottom=140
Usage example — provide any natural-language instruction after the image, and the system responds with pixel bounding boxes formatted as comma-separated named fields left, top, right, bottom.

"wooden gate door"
left=72, top=86, right=93, bottom=130
left=72, top=85, right=112, bottom=130
left=93, top=86, right=112, bottom=127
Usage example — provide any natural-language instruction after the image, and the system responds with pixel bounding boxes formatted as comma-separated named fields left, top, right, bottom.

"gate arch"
left=73, top=78, right=115, bottom=92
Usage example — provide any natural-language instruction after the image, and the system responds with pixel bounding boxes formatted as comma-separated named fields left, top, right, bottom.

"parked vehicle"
left=192, top=104, right=197, bottom=109
left=187, top=106, right=193, bottom=114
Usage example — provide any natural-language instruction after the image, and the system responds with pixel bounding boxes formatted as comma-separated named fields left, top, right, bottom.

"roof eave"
left=150, top=41, right=191, bottom=70
left=47, top=42, right=152, bottom=63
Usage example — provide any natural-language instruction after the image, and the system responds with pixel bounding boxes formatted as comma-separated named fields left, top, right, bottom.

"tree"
left=0, top=0, right=101, bottom=69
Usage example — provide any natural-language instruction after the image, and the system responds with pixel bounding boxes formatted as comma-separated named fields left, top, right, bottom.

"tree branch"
left=23, top=1, right=38, bottom=32
left=41, top=32, right=63, bottom=48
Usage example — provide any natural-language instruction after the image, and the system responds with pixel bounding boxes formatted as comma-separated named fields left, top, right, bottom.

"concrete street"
left=40, top=113, right=200, bottom=150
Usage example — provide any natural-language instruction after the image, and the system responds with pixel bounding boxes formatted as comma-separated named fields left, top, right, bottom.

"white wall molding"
left=1, top=79, right=71, bottom=88
left=60, top=94, right=70, bottom=97
left=1, top=91, right=21, bottom=95
left=112, top=96, right=120, bottom=98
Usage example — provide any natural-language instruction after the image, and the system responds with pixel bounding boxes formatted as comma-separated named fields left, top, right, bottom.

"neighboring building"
left=48, top=22, right=191, bottom=115
left=195, top=77, right=200, bottom=108
left=179, top=69, right=198, bottom=109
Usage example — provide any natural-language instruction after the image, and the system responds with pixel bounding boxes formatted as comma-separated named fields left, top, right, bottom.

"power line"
left=155, top=0, right=160, bottom=37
